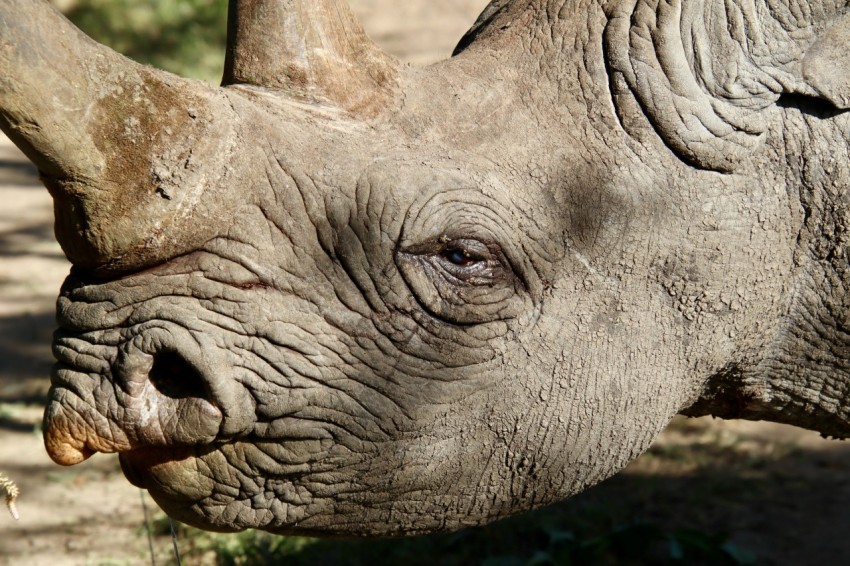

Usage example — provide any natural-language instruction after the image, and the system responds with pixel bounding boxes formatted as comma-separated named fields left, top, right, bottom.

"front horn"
left=0, top=0, right=238, bottom=272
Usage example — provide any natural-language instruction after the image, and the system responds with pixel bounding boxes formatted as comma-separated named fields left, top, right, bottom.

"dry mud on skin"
left=2, top=1, right=850, bottom=565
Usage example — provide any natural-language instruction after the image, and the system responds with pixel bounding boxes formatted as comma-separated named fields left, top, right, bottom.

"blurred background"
left=2, top=1, right=850, bottom=564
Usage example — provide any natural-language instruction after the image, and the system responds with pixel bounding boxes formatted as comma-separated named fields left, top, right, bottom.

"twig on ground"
left=0, top=472, right=20, bottom=520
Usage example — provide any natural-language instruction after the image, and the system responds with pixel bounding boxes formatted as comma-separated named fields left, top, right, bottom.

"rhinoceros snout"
left=44, top=326, right=255, bottom=466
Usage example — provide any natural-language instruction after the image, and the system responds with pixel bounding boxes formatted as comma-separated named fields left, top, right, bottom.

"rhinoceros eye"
left=441, top=247, right=476, bottom=266
left=431, top=238, right=508, bottom=284
left=396, top=235, right=524, bottom=325
left=439, top=239, right=491, bottom=268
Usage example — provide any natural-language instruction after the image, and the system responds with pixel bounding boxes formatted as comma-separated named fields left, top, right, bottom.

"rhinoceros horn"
left=0, top=0, right=396, bottom=274
left=1, top=1, right=234, bottom=271
left=223, top=0, right=399, bottom=115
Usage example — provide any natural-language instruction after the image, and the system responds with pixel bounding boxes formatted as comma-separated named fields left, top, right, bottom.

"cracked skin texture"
left=3, top=0, right=850, bottom=535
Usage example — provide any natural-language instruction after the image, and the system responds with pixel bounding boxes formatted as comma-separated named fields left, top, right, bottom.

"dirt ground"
left=2, top=2, right=850, bottom=565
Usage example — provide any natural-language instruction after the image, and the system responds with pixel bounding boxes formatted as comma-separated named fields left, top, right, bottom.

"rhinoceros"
left=1, top=0, right=849, bottom=536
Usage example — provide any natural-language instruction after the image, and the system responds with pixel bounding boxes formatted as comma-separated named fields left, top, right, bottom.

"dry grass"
left=0, top=472, right=19, bottom=520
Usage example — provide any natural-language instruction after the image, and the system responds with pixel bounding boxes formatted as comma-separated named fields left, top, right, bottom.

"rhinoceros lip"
left=119, top=445, right=197, bottom=489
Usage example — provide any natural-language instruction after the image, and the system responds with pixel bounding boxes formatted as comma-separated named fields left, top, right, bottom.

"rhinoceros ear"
left=603, top=0, right=771, bottom=173
left=222, top=0, right=399, bottom=116
left=801, top=13, right=850, bottom=110
left=603, top=1, right=850, bottom=173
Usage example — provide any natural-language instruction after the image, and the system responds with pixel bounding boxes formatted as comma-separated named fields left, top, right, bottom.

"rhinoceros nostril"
left=148, top=351, right=209, bottom=401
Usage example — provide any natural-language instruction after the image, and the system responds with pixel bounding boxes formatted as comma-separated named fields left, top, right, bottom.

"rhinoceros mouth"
left=117, top=444, right=232, bottom=528
left=118, top=445, right=198, bottom=490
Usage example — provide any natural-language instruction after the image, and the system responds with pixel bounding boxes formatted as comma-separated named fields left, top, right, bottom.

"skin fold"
left=2, top=0, right=850, bottom=535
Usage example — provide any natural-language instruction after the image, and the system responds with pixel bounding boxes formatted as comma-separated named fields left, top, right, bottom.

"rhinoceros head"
left=2, top=0, right=850, bottom=535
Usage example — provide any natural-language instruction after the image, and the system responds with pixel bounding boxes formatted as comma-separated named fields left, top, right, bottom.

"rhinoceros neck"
left=761, top=106, right=850, bottom=437
left=685, top=102, right=850, bottom=438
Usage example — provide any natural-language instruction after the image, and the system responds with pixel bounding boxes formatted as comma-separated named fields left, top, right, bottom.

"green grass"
left=167, top=512, right=751, bottom=566
left=162, top=477, right=754, bottom=566
left=59, top=0, right=228, bottom=82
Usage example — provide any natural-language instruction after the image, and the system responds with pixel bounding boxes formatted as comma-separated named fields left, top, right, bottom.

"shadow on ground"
left=0, top=310, right=54, bottom=406
left=0, top=222, right=64, bottom=259
left=0, top=158, right=38, bottom=187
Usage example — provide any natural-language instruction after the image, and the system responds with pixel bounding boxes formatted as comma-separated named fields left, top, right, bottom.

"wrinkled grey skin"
left=2, top=0, right=850, bottom=536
